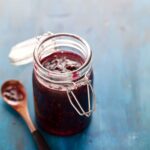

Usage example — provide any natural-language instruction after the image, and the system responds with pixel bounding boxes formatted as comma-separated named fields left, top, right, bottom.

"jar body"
left=32, top=33, right=94, bottom=135
left=32, top=70, right=93, bottom=135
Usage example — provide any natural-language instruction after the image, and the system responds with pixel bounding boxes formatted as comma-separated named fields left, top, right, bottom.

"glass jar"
left=32, top=33, right=95, bottom=136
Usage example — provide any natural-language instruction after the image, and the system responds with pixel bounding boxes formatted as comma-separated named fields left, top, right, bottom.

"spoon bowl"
left=1, top=80, right=26, bottom=106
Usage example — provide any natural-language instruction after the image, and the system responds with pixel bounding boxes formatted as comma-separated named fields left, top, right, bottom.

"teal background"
left=0, top=0, right=150, bottom=149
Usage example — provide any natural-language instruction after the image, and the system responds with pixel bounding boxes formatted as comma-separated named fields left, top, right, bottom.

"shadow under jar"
left=32, top=33, right=95, bottom=136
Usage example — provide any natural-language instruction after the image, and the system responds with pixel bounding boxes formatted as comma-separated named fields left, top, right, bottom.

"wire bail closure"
left=36, top=31, right=53, bottom=43
left=66, top=75, right=96, bottom=117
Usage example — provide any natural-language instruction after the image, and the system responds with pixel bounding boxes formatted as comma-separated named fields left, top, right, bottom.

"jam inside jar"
left=32, top=33, right=95, bottom=136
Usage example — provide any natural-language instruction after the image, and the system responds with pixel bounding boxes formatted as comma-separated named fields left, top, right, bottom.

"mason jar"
left=32, top=33, right=95, bottom=136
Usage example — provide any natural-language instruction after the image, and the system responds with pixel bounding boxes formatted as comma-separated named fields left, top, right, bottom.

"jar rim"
left=33, top=33, right=92, bottom=83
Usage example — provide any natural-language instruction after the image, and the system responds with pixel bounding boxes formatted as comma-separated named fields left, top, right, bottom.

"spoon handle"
left=32, top=129, right=51, bottom=150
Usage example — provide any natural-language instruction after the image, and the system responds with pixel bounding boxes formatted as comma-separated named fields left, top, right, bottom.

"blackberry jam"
left=42, top=52, right=84, bottom=73
left=32, top=33, right=95, bottom=136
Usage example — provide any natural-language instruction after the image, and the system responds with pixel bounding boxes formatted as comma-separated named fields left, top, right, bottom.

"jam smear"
left=33, top=51, right=93, bottom=136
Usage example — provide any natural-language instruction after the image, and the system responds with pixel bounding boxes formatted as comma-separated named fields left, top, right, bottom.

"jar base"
left=36, top=117, right=92, bottom=136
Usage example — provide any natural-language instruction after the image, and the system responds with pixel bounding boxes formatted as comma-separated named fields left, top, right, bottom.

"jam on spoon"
left=3, top=84, right=24, bottom=101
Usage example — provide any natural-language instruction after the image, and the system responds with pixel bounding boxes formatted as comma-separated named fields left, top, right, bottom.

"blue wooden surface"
left=0, top=0, right=150, bottom=150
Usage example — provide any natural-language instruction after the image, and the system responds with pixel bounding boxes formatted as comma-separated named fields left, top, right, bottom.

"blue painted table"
left=0, top=0, right=150, bottom=149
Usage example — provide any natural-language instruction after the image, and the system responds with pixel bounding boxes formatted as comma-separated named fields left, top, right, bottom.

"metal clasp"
left=36, top=31, right=53, bottom=42
left=66, top=75, right=96, bottom=117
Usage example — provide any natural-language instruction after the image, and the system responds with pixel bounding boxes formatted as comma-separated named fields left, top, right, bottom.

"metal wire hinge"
left=66, top=76, right=96, bottom=117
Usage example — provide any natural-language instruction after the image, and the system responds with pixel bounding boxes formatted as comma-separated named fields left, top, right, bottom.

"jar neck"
left=33, top=33, right=92, bottom=84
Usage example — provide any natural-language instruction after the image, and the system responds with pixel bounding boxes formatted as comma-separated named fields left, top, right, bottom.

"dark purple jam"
left=32, top=51, right=93, bottom=136
left=42, top=51, right=83, bottom=73
left=3, top=84, right=24, bottom=101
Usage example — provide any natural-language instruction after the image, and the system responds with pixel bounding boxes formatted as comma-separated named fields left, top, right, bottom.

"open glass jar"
left=32, top=33, right=95, bottom=136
